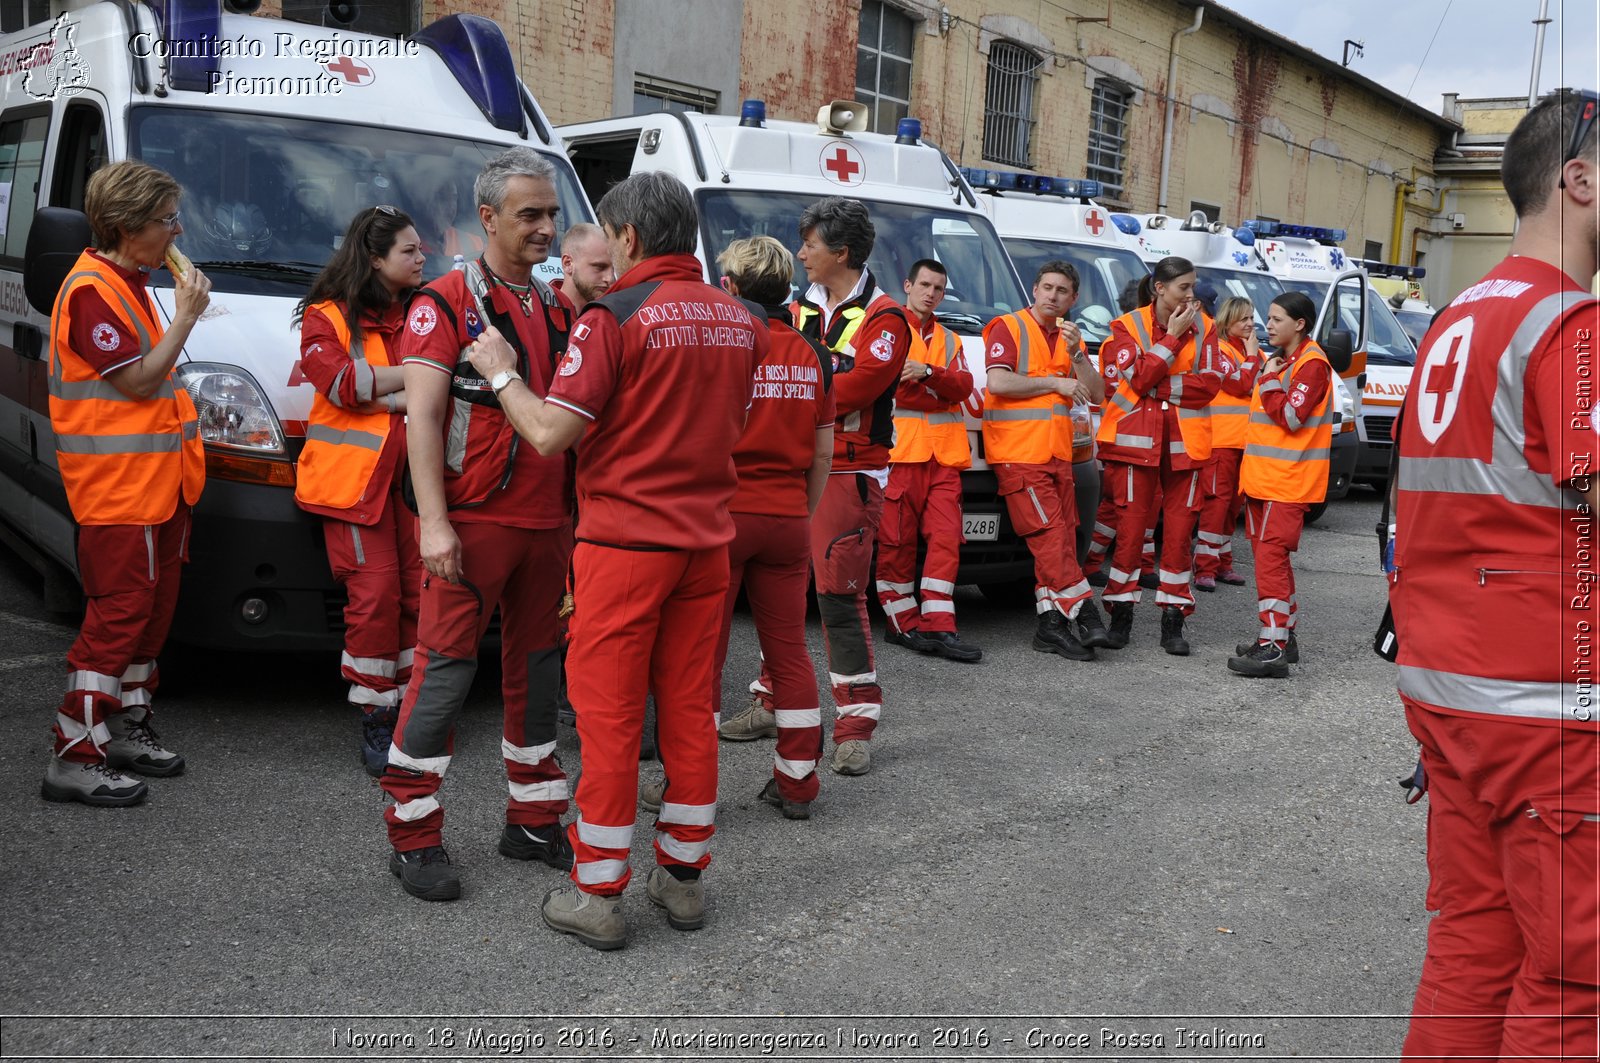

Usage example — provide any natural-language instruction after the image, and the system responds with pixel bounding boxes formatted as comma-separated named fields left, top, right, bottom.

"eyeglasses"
left=1559, top=90, right=1600, bottom=188
left=373, top=204, right=401, bottom=217
left=154, top=212, right=180, bottom=230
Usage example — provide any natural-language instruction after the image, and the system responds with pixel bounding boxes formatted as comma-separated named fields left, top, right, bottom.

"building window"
left=633, top=75, right=720, bottom=116
left=856, top=0, right=914, bottom=135
left=984, top=41, right=1041, bottom=168
left=1087, top=79, right=1132, bottom=197
left=1364, top=239, right=1384, bottom=262
left=1190, top=201, right=1220, bottom=223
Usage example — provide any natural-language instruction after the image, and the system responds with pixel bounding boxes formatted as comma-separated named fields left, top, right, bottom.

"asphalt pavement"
left=0, top=489, right=1429, bottom=1062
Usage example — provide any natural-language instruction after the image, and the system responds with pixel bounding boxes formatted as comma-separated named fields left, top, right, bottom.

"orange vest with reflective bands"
left=1239, top=341, right=1333, bottom=504
left=1095, top=305, right=1213, bottom=462
left=890, top=321, right=971, bottom=468
left=981, top=310, right=1080, bottom=464
left=294, top=301, right=395, bottom=512
left=1210, top=337, right=1251, bottom=449
left=48, top=251, right=205, bottom=526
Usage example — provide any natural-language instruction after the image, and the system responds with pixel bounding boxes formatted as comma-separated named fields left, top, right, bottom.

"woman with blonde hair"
left=1193, top=295, right=1258, bottom=590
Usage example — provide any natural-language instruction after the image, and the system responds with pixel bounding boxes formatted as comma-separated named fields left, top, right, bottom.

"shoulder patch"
left=91, top=323, right=119, bottom=351
left=409, top=303, right=438, bottom=336
left=558, top=345, right=583, bottom=377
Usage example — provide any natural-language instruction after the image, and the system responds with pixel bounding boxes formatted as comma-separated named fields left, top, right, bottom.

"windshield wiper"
left=934, top=311, right=986, bottom=333
left=188, top=260, right=323, bottom=278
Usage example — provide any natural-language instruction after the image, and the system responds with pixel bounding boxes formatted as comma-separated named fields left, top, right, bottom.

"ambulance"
left=1361, top=259, right=1435, bottom=348
left=559, top=102, right=1040, bottom=588
left=1244, top=221, right=1418, bottom=488
left=1127, top=211, right=1362, bottom=516
left=0, top=0, right=594, bottom=649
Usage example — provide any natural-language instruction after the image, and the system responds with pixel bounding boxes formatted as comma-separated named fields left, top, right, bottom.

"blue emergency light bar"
left=1110, top=213, right=1141, bottom=235
left=1243, top=218, right=1348, bottom=244
left=413, top=14, right=527, bottom=135
left=896, top=118, right=922, bottom=144
left=740, top=99, right=767, bottom=127
left=159, top=0, right=222, bottom=92
left=1232, top=227, right=1255, bottom=246
left=958, top=168, right=1103, bottom=199
left=1358, top=259, right=1427, bottom=280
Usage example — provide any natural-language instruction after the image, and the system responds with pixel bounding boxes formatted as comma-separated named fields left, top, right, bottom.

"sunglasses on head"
left=373, top=204, right=401, bottom=218
left=1559, top=89, right=1600, bottom=188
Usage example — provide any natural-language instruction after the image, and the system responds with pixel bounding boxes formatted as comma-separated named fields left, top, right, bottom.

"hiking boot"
left=1138, top=572, right=1159, bottom=590
left=497, top=823, right=574, bottom=871
left=1075, top=605, right=1114, bottom=649
left=40, top=758, right=148, bottom=807
left=1217, top=568, right=1248, bottom=586
left=924, top=630, right=982, bottom=663
left=1236, top=631, right=1298, bottom=663
left=1105, top=602, right=1135, bottom=650
left=884, top=627, right=939, bottom=654
left=1194, top=575, right=1217, bottom=592
left=358, top=706, right=396, bottom=778
left=758, top=778, right=812, bottom=820
left=640, top=775, right=665, bottom=814
left=1159, top=608, right=1191, bottom=656
left=388, top=845, right=461, bottom=901
left=718, top=699, right=777, bottom=742
left=646, top=866, right=705, bottom=930
left=832, top=739, right=871, bottom=776
left=1228, top=640, right=1290, bottom=678
left=1086, top=568, right=1108, bottom=588
left=1033, top=611, right=1093, bottom=661
left=542, top=886, right=627, bottom=950
left=105, top=713, right=185, bottom=777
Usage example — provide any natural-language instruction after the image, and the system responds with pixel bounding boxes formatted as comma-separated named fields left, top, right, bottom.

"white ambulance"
left=0, top=0, right=594, bottom=649
left=559, top=102, right=1041, bottom=588
left=1362, top=259, right=1435, bottom=348
left=1127, top=211, right=1363, bottom=516
left=1244, top=221, right=1418, bottom=488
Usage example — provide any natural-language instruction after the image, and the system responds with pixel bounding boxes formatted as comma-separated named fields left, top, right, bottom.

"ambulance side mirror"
left=24, top=208, right=93, bottom=317
left=1323, top=328, right=1354, bottom=374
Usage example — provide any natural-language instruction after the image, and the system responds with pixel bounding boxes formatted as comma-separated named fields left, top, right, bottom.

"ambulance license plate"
left=963, top=513, right=1000, bottom=542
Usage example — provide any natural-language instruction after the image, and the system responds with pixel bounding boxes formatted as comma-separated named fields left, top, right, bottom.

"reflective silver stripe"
left=1399, top=665, right=1592, bottom=723
left=1283, top=405, right=1305, bottom=431
left=576, top=818, right=635, bottom=849
left=1052, top=579, right=1091, bottom=599
left=775, top=708, right=822, bottom=729
left=388, top=746, right=451, bottom=775
left=1152, top=343, right=1176, bottom=367
left=1035, top=597, right=1056, bottom=614
left=939, top=329, right=960, bottom=365
left=1012, top=313, right=1033, bottom=375
left=1259, top=377, right=1285, bottom=394
left=1168, top=440, right=1188, bottom=455
left=660, top=801, right=717, bottom=826
left=341, top=651, right=396, bottom=678
left=775, top=755, right=818, bottom=779
left=1209, top=407, right=1249, bottom=418
left=876, top=580, right=914, bottom=594
left=983, top=407, right=1052, bottom=422
left=1159, top=569, right=1192, bottom=584
left=1025, top=486, right=1048, bottom=526
left=883, top=598, right=917, bottom=616
left=921, top=577, right=956, bottom=594
left=48, top=377, right=135, bottom=401
left=1177, top=406, right=1210, bottom=420
left=1108, top=567, right=1134, bottom=583
left=350, top=525, right=365, bottom=566
left=926, top=411, right=963, bottom=426
left=1168, top=376, right=1184, bottom=403
left=121, top=661, right=155, bottom=684
left=655, top=832, right=710, bottom=863
left=509, top=778, right=569, bottom=803
left=1114, top=433, right=1156, bottom=449
left=304, top=423, right=384, bottom=452
left=1398, top=456, right=1583, bottom=509
left=576, top=858, right=630, bottom=885
left=1155, top=590, right=1190, bottom=605
left=389, top=796, right=441, bottom=822
left=1108, top=391, right=1137, bottom=414
left=66, top=670, right=121, bottom=696
left=922, top=599, right=956, bottom=613
left=1245, top=443, right=1332, bottom=462
left=1128, top=311, right=1152, bottom=351
left=349, top=684, right=398, bottom=706
left=1260, top=626, right=1291, bottom=640
left=500, top=738, right=557, bottom=765
left=56, top=432, right=183, bottom=454
left=121, top=687, right=152, bottom=707
left=1258, top=597, right=1292, bottom=613
left=351, top=357, right=376, bottom=404
left=327, top=364, right=351, bottom=408
left=144, top=524, right=156, bottom=580
left=835, top=703, right=882, bottom=720
left=56, top=712, right=113, bottom=748
left=829, top=670, right=878, bottom=686
left=1184, top=470, right=1198, bottom=509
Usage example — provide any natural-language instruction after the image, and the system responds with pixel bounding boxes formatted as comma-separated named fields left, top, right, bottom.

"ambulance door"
left=1314, top=268, right=1367, bottom=421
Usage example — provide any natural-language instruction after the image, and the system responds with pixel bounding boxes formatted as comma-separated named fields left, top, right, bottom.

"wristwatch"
left=922, top=363, right=934, bottom=379
left=489, top=369, right=522, bottom=394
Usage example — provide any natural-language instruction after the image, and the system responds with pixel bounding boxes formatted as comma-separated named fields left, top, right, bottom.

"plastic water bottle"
left=452, top=254, right=466, bottom=273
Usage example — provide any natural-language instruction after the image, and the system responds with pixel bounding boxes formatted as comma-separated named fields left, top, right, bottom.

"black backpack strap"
left=589, top=281, right=663, bottom=326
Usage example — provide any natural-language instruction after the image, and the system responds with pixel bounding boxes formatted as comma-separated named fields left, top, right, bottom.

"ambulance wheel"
left=1305, top=499, right=1329, bottom=524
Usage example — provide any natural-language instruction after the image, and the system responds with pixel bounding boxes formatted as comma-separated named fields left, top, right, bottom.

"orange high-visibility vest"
left=1239, top=341, right=1334, bottom=504
left=295, top=301, right=395, bottom=512
left=1210, top=337, right=1251, bottom=449
left=890, top=320, right=971, bottom=469
left=1095, top=304, right=1213, bottom=461
left=980, top=310, right=1079, bottom=464
left=48, top=251, right=205, bottom=526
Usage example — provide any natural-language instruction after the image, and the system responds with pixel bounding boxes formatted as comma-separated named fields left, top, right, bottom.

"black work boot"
left=1236, top=631, right=1298, bottom=663
left=1075, top=603, right=1114, bottom=648
left=1159, top=607, right=1191, bottom=656
left=1228, top=640, right=1290, bottom=678
left=1033, top=611, right=1093, bottom=661
left=1105, top=602, right=1135, bottom=649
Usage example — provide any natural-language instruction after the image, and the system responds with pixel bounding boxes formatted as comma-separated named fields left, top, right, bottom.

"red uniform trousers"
left=718, top=513, right=820, bottom=803
left=1195, top=447, right=1244, bottom=579
left=1085, top=470, right=1156, bottom=576
left=876, top=460, right=963, bottom=635
left=994, top=459, right=1093, bottom=620
left=1402, top=699, right=1599, bottom=1062
left=567, top=544, right=728, bottom=896
left=321, top=486, right=422, bottom=710
left=756, top=473, right=883, bottom=744
left=381, top=522, right=571, bottom=852
left=1243, top=498, right=1304, bottom=645
left=55, top=504, right=190, bottom=763
left=1102, top=460, right=1200, bottom=615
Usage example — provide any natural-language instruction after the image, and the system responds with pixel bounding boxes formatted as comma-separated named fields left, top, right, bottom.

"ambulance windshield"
left=1195, top=267, right=1284, bottom=345
left=129, top=107, right=593, bottom=292
left=696, top=190, right=1028, bottom=333
left=1282, top=281, right=1417, bottom=365
left=1000, top=238, right=1149, bottom=350
left=1394, top=308, right=1433, bottom=348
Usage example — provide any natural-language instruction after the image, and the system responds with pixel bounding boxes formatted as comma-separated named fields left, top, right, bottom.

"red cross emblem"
left=1083, top=209, right=1105, bottom=236
left=1417, top=319, right=1471, bottom=444
left=821, top=143, right=863, bottom=185
left=324, top=56, right=374, bottom=85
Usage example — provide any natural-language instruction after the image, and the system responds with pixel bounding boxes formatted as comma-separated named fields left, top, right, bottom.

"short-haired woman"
left=294, top=206, right=425, bottom=771
left=43, top=160, right=211, bottom=806
left=1193, top=295, right=1258, bottom=591
left=1227, top=291, right=1335, bottom=678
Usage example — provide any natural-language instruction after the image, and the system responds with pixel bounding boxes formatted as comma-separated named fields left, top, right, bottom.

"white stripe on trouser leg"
left=397, top=648, right=415, bottom=672
left=1159, top=569, right=1192, bottom=585
left=660, top=801, right=716, bottom=826
left=387, top=746, right=452, bottom=775
left=875, top=580, right=913, bottom=595
left=144, top=525, right=155, bottom=580
left=576, top=817, right=635, bottom=849
left=828, top=671, right=877, bottom=687
left=1155, top=591, right=1191, bottom=605
left=56, top=711, right=112, bottom=752
left=1053, top=581, right=1091, bottom=600
left=501, top=738, right=558, bottom=764
left=656, top=831, right=710, bottom=863
left=1186, top=472, right=1198, bottom=509
left=66, top=670, right=121, bottom=697
left=1093, top=522, right=1115, bottom=539
left=576, top=858, right=629, bottom=885
left=390, top=796, right=441, bottom=822
left=120, top=661, right=155, bottom=684
left=920, top=577, right=956, bottom=595
left=1035, top=586, right=1053, bottom=614
left=836, top=703, right=882, bottom=721
left=349, top=684, right=398, bottom=707
left=341, top=652, right=398, bottom=678
left=1198, top=531, right=1230, bottom=546
left=1194, top=543, right=1218, bottom=558
left=1258, top=598, right=1292, bottom=614
left=120, top=687, right=152, bottom=708
left=509, top=779, right=569, bottom=803
left=712, top=712, right=721, bottom=728
left=775, top=755, right=818, bottom=779
left=883, top=597, right=917, bottom=617
left=1108, top=567, right=1134, bottom=584
left=775, top=708, right=822, bottom=729
left=1260, top=625, right=1290, bottom=641
left=922, top=600, right=956, bottom=614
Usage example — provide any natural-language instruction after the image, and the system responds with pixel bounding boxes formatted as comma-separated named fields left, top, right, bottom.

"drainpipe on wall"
left=1391, top=179, right=1414, bottom=264
left=1157, top=4, right=1205, bottom=213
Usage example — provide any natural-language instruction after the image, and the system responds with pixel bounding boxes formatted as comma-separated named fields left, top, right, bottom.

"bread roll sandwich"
left=165, top=244, right=191, bottom=278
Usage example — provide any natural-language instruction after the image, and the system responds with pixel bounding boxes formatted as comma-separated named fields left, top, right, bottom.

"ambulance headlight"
left=176, top=364, right=287, bottom=454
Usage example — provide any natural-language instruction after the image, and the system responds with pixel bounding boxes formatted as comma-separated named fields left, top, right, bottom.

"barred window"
left=1086, top=79, right=1132, bottom=197
left=983, top=41, right=1040, bottom=168
left=855, top=1, right=915, bottom=135
left=633, top=74, right=720, bottom=116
